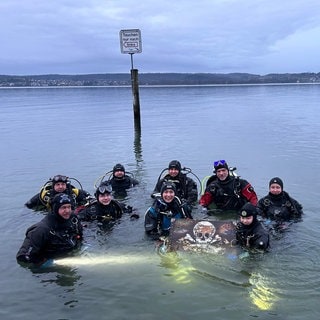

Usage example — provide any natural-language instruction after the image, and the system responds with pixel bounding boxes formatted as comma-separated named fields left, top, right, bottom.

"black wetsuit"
left=152, top=173, right=198, bottom=206
left=77, top=200, right=123, bottom=224
left=144, top=196, right=192, bottom=237
left=201, top=175, right=257, bottom=211
left=109, top=175, right=139, bottom=198
left=236, top=218, right=269, bottom=251
left=16, top=212, right=82, bottom=265
left=257, top=191, right=303, bottom=223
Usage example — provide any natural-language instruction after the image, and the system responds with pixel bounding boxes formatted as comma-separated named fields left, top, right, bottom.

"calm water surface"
left=0, top=84, right=320, bottom=319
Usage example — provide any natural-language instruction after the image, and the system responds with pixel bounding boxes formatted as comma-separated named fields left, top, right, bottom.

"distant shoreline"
left=1, top=82, right=320, bottom=90
left=0, top=72, right=319, bottom=87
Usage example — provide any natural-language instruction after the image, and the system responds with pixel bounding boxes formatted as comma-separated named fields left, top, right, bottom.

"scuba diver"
left=145, top=182, right=193, bottom=239
left=151, top=160, right=199, bottom=212
left=95, top=163, right=139, bottom=198
left=17, top=193, right=83, bottom=266
left=257, top=177, right=303, bottom=228
left=235, top=202, right=269, bottom=251
left=199, top=160, right=258, bottom=213
left=77, top=181, right=137, bottom=230
left=25, top=174, right=91, bottom=212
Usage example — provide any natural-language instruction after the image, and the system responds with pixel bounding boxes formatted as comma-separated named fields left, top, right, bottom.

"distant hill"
left=0, top=72, right=319, bottom=87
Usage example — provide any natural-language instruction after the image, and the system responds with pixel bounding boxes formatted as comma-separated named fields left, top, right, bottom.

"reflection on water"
left=248, top=272, right=278, bottom=311
left=34, top=267, right=81, bottom=288
left=158, top=248, right=280, bottom=312
left=1, top=85, right=320, bottom=319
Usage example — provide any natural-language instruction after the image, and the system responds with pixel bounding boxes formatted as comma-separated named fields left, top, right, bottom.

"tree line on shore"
left=0, top=72, right=319, bottom=87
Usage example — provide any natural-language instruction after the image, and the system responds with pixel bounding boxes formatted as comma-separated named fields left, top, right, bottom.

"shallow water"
left=1, top=84, right=320, bottom=319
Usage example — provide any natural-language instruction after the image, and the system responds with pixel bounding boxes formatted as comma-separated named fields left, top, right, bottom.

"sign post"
left=120, top=29, right=142, bottom=55
left=119, top=29, right=142, bottom=125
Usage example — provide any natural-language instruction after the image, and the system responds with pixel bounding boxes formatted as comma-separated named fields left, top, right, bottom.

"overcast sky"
left=1, top=0, right=320, bottom=75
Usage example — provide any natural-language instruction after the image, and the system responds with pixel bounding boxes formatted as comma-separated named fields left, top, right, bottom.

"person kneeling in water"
left=109, top=163, right=139, bottom=198
left=17, top=193, right=83, bottom=266
left=145, top=182, right=192, bottom=238
left=77, top=182, right=123, bottom=227
left=25, top=174, right=91, bottom=212
left=200, top=160, right=257, bottom=213
left=257, top=177, right=303, bottom=227
left=236, top=203, right=269, bottom=251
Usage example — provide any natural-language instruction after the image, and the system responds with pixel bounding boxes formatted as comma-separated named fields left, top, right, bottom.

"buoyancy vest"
left=155, top=196, right=188, bottom=231
left=156, top=173, right=197, bottom=204
left=236, top=218, right=269, bottom=250
left=110, top=175, right=136, bottom=191
left=40, top=183, right=80, bottom=209
left=258, top=191, right=302, bottom=222
left=78, top=200, right=123, bottom=222
left=208, top=176, right=246, bottom=210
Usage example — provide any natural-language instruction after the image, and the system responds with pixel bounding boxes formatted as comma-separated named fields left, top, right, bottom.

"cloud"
left=1, top=0, right=320, bottom=75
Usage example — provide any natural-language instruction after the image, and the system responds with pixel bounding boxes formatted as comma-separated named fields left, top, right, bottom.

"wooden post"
left=119, top=30, right=143, bottom=167
left=131, top=68, right=141, bottom=125
left=134, top=118, right=142, bottom=164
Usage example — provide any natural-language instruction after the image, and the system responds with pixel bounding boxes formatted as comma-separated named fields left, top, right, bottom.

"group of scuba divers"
left=16, top=160, right=303, bottom=267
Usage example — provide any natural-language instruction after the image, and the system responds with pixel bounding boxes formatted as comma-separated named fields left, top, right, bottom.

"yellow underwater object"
left=248, top=272, right=278, bottom=311
left=158, top=249, right=195, bottom=284
left=169, top=266, right=195, bottom=284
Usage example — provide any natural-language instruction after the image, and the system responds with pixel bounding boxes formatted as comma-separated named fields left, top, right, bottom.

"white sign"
left=119, top=29, right=142, bottom=54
